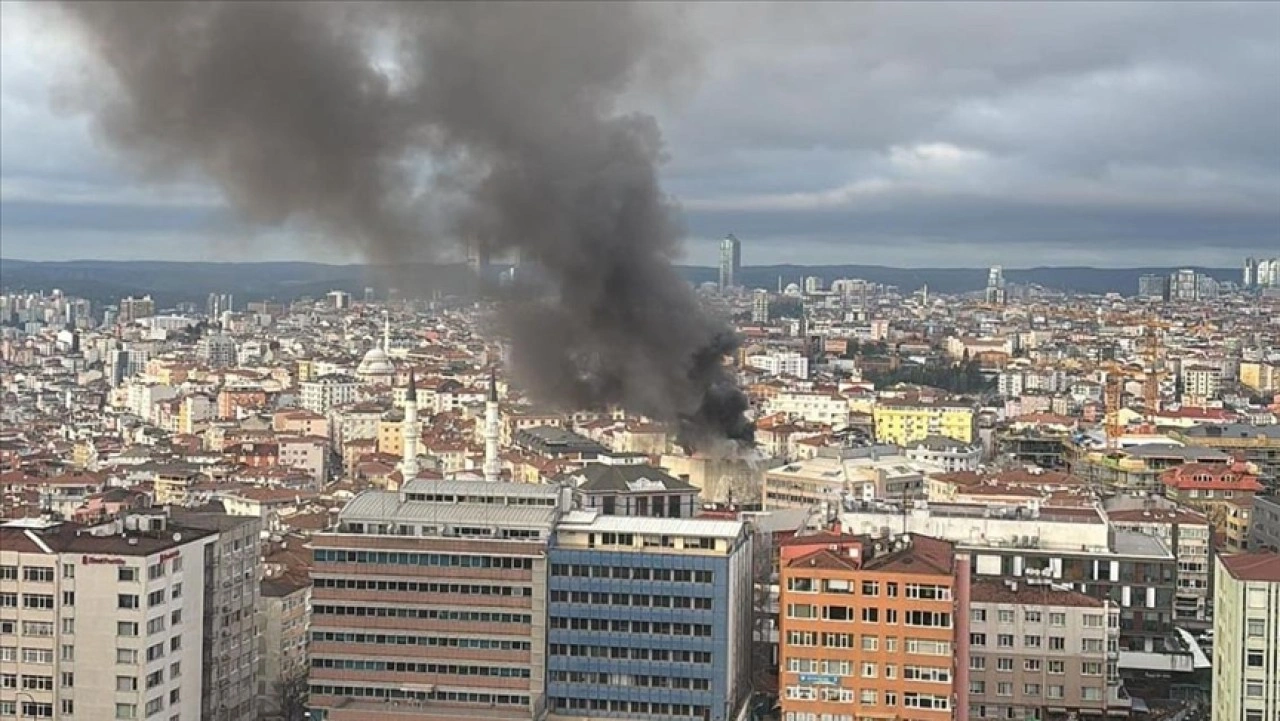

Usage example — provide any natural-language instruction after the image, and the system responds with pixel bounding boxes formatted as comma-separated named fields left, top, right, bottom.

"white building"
left=747, top=351, right=810, bottom=380
left=903, top=435, right=983, bottom=472
left=751, top=290, right=770, bottom=323
left=1213, top=552, right=1280, bottom=721
left=299, top=374, right=359, bottom=415
left=0, top=515, right=214, bottom=721
left=763, top=390, right=850, bottom=426
left=196, top=334, right=237, bottom=368
left=1182, top=365, right=1222, bottom=400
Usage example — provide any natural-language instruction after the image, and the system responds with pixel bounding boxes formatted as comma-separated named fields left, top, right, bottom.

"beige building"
left=257, top=574, right=311, bottom=719
left=1213, top=552, right=1280, bottom=721
left=0, top=515, right=214, bottom=721
left=968, top=579, right=1125, bottom=720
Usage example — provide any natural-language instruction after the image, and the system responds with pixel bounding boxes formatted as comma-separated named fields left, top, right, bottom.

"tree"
left=274, top=669, right=309, bottom=721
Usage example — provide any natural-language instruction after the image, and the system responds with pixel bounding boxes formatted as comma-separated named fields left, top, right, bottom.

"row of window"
left=311, top=631, right=530, bottom=651
left=785, top=687, right=950, bottom=710
left=551, top=564, right=715, bottom=583
left=314, top=549, right=534, bottom=569
left=314, top=577, right=533, bottom=597
left=549, top=671, right=711, bottom=690
left=970, top=656, right=1105, bottom=675
left=786, top=578, right=952, bottom=601
left=786, top=633, right=951, bottom=657
left=550, top=617, right=712, bottom=636
left=313, top=604, right=531, bottom=624
left=309, top=684, right=529, bottom=707
left=970, top=633, right=1105, bottom=653
left=784, top=660, right=951, bottom=683
left=786, top=604, right=952, bottom=628
left=549, top=644, right=712, bottom=664
left=551, top=698, right=711, bottom=719
left=312, top=657, right=530, bottom=678
left=971, top=608, right=1105, bottom=627
left=969, top=680, right=1101, bottom=700
left=550, top=590, right=713, bottom=610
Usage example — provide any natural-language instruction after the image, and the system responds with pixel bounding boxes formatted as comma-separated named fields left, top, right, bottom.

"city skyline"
left=1, top=2, right=1277, bottom=267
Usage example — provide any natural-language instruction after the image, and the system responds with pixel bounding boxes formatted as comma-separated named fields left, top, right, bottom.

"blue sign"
left=798, top=674, right=840, bottom=686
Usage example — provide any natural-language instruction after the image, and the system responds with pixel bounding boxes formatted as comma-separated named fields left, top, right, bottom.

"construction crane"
left=1142, top=317, right=1171, bottom=417
left=1099, top=361, right=1144, bottom=452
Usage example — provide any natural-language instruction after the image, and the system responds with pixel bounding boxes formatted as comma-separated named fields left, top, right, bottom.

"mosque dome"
left=357, top=347, right=395, bottom=378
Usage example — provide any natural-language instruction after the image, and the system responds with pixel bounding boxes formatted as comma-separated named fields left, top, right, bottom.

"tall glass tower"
left=718, top=233, right=741, bottom=292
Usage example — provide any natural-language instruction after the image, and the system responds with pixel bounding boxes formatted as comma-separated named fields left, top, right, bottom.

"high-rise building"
left=751, top=290, right=771, bottom=323
left=206, top=293, right=234, bottom=318
left=0, top=514, right=217, bottom=721
left=1137, top=274, right=1169, bottom=300
left=1244, top=257, right=1258, bottom=288
left=546, top=513, right=754, bottom=721
left=119, top=295, right=156, bottom=324
left=170, top=509, right=263, bottom=721
left=309, top=481, right=562, bottom=720
left=778, top=533, right=969, bottom=721
left=803, top=276, right=823, bottom=295
left=985, top=266, right=1006, bottom=305
left=968, top=579, right=1126, bottom=720
left=1212, top=552, right=1280, bottom=721
left=719, top=234, right=742, bottom=292
left=1169, top=268, right=1199, bottom=301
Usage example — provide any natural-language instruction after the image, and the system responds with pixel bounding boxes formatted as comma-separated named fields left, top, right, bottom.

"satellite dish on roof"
left=173, top=532, right=182, bottom=543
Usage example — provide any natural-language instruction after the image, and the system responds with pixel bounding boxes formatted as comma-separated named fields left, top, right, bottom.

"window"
left=61, top=591, right=74, bottom=606
left=171, top=584, right=182, bottom=600
left=996, top=682, right=1013, bottom=697
left=1082, top=662, right=1103, bottom=676
left=996, top=657, right=1013, bottom=672
left=0, top=566, right=16, bottom=580
left=61, top=672, right=74, bottom=689
left=147, top=563, right=165, bottom=581
left=1082, top=639, right=1104, bottom=653
left=22, top=594, right=53, bottom=610
left=118, top=621, right=139, bottom=637
left=61, top=618, right=75, bottom=634
left=1247, top=651, right=1264, bottom=667
left=21, top=675, right=53, bottom=691
left=23, top=567, right=54, bottom=583
left=1246, top=683, right=1265, bottom=697
left=998, top=610, right=1014, bottom=623
left=169, top=636, right=182, bottom=652
left=970, top=633, right=987, bottom=646
left=861, top=607, right=879, bottom=623
left=1024, top=635, right=1042, bottom=648
left=169, top=662, right=180, bottom=679
left=1049, top=636, right=1065, bottom=650
left=22, top=649, right=53, bottom=664
left=118, top=676, right=138, bottom=692
left=1024, top=684, right=1041, bottom=696
left=0, top=593, right=15, bottom=608
left=1048, top=660, right=1065, bottom=675
left=118, top=568, right=137, bottom=582
left=168, top=689, right=180, bottom=705
left=997, top=634, right=1014, bottom=648
left=117, top=648, right=138, bottom=665
left=119, top=594, right=139, bottom=610
left=147, top=617, right=166, bottom=635
left=0, top=674, right=14, bottom=689
left=170, top=609, right=182, bottom=626
left=905, top=610, right=951, bottom=628
left=1048, top=685, right=1065, bottom=700
left=116, top=703, right=137, bottom=719
left=1082, top=687, right=1102, bottom=701
left=22, top=621, right=53, bottom=637
left=861, top=663, right=877, bottom=678
left=1049, top=612, right=1066, bottom=627
left=1247, top=619, right=1266, bottom=637
left=170, top=557, right=183, bottom=573
left=1023, top=610, right=1042, bottom=623
left=62, top=564, right=74, bottom=579
left=1082, top=613, right=1104, bottom=627
left=970, top=680, right=985, bottom=694
left=786, top=604, right=816, bottom=619
left=61, top=699, right=74, bottom=716
left=60, top=645, right=74, bottom=662
left=146, top=644, right=164, bottom=662
left=1024, top=659, right=1041, bottom=672
left=861, top=635, right=878, bottom=651
left=971, top=609, right=987, bottom=622
left=146, top=669, right=164, bottom=689
left=147, top=590, right=165, bottom=607
left=861, top=581, right=879, bottom=596
left=969, top=656, right=986, bottom=671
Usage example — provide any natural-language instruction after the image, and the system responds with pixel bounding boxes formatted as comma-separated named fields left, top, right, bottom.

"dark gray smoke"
left=54, top=1, right=753, bottom=451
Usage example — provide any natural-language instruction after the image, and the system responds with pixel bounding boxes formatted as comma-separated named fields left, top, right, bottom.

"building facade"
left=546, top=514, right=754, bottom=721
left=257, top=574, right=311, bottom=719
left=309, top=480, right=562, bottom=721
left=719, top=234, right=742, bottom=292
left=873, top=401, right=976, bottom=447
left=1212, top=552, right=1280, bottom=721
left=0, top=515, right=213, bottom=721
left=778, top=533, right=969, bottom=721
left=968, top=579, right=1124, bottom=721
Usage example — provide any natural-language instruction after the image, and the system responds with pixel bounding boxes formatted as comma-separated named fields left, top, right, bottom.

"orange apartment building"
left=779, top=533, right=970, bottom=721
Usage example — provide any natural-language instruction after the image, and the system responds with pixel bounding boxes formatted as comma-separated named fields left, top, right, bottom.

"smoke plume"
left=53, top=1, right=753, bottom=451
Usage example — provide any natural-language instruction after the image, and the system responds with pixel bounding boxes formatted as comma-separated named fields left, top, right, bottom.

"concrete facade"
left=1212, top=553, right=1280, bottom=721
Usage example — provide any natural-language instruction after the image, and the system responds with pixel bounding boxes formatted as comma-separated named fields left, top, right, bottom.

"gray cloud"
left=1, top=1, right=1277, bottom=266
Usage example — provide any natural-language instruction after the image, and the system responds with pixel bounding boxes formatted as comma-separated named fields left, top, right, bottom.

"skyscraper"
left=1244, top=257, right=1257, bottom=288
left=1138, top=274, right=1169, bottom=300
left=719, top=234, right=742, bottom=292
left=752, top=290, right=771, bottom=323
left=985, top=265, right=1006, bottom=305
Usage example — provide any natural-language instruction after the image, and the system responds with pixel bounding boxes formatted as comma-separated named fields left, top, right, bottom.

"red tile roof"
left=1220, top=552, right=1280, bottom=582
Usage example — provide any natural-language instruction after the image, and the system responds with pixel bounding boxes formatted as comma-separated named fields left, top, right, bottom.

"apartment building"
left=873, top=400, right=976, bottom=446
left=778, top=533, right=969, bottom=721
left=170, top=509, right=262, bottom=721
left=1161, top=462, right=1263, bottom=526
left=1247, top=495, right=1280, bottom=551
left=968, top=579, right=1124, bottom=720
left=1174, top=425, right=1280, bottom=493
left=308, top=480, right=563, bottom=721
left=1212, top=552, right=1280, bottom=721
left=300, top=374, right=359, bottom=415
left=257, top=573, right=311, bottom=719
left=764, top=447, right=933, bottom=510
left=0, top=515, right=214, bottom=721
left=839, top=502, right=1179, bottom=654
left=1104, top=497, right=1212, bottom=626
left=545, top=513, right=754, bottom=721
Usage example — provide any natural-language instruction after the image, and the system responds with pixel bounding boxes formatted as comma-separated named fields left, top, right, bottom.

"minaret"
left=400, top=369, right=420, bottom=480
left=483, top=368, right=501, bottom=482
left=383, top=312, right=391, bottom=354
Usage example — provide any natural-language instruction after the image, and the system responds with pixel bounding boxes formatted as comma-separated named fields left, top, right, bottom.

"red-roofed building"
left=778, top=533, right=969, bottom=721
left=1162, top=462, right=1262, bottom=525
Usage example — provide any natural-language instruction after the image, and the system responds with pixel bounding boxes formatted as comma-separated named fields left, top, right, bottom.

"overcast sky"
left=1, top=2, right=1277, bottom=267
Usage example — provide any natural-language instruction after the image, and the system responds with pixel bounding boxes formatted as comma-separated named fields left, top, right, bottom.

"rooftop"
left=338, top=489, right=559, bottom=529
left=557, top=510, right=745, bottom=540
left=561, top=463, right=697, bottom=494
left=970, top=578, right=1104, bottom=607
left=1220, top=552, right=1280, bottom=582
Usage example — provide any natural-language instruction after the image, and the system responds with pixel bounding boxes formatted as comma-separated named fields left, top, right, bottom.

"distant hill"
left=0, top=258, right=1238, bottom=307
